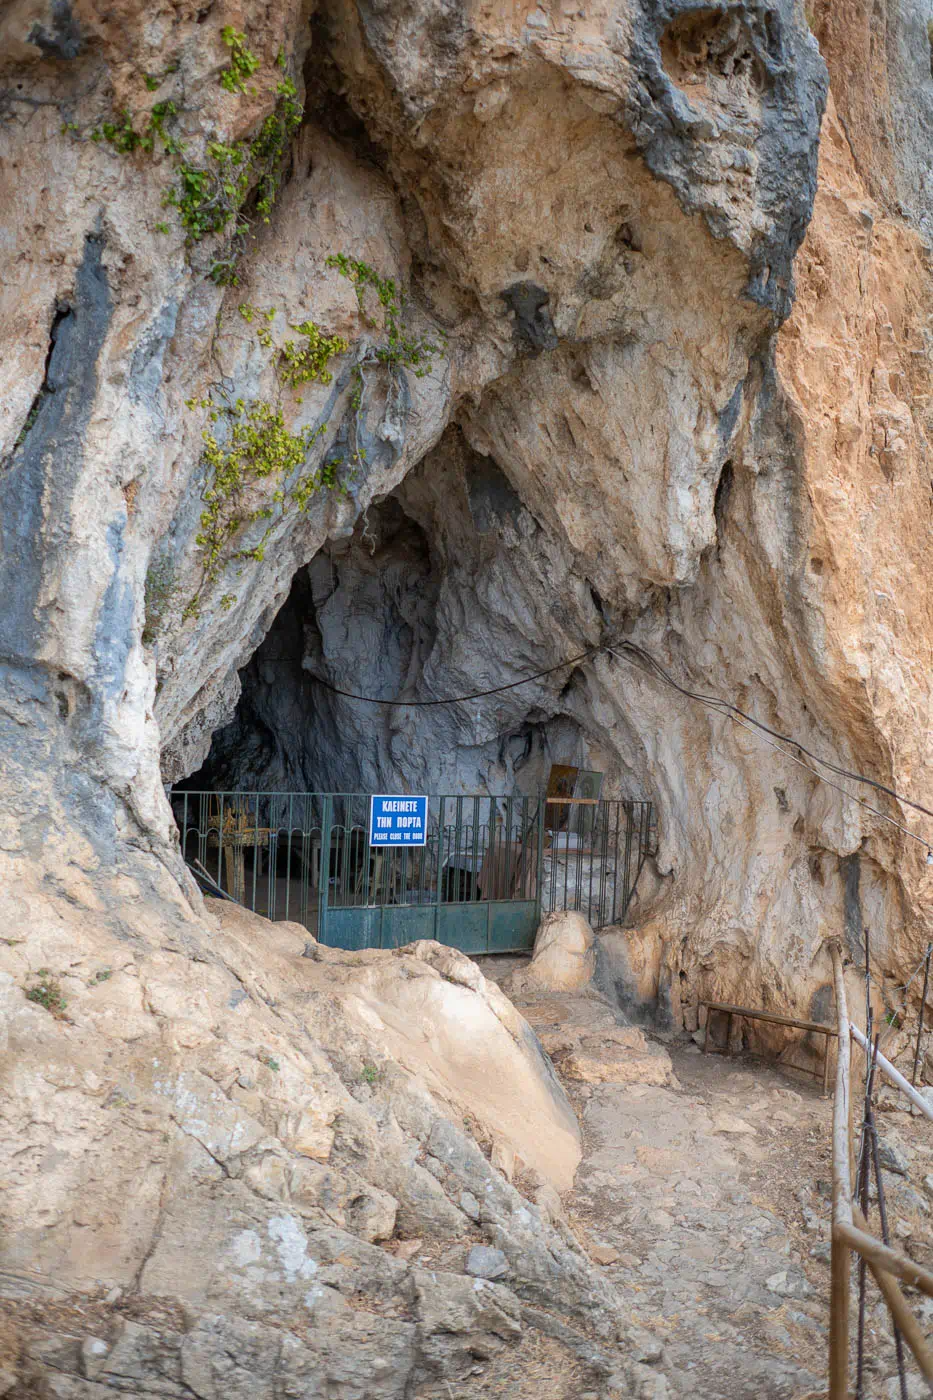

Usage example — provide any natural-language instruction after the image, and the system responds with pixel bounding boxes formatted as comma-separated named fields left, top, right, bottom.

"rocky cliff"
left=4, top=0, right=933, bottom=1025
left=3, top=0, right=933, bottom=1387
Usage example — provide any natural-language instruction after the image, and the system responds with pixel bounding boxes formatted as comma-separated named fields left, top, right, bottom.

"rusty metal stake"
left=911, top=944, right=932, bottom=1087
left=868, top=1099, right=908, bottom=1400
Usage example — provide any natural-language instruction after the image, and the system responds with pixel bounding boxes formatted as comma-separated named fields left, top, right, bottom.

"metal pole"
left=911, top=944, right=932, bottom=1086
left=318, top=795, right=331, bottom=945
left=868, top=1076, right=908, bottom=1400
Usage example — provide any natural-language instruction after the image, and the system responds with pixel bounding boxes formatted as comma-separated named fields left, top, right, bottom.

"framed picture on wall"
left=545, top=764, right=578, bottom=830
left=572, top=769, right=604, bottom=840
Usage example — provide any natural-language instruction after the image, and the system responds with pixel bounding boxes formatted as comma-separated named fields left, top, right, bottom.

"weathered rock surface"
left=503, top=911, right=597, bottom=996
left=300, top=936, right=582, bottom=1190
left=5, top=0, right=933, bottom=1389
left=0, top=894, right=621, bottom=1395
left=2, top=0, right=925, bottom=1043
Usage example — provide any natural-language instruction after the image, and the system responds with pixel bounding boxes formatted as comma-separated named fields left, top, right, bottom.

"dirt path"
left=483, top=953, right=933, bottom=1398
left=569, top=1045, right=830, bottom=1397
left=482, top=960, right=848, bottom=1397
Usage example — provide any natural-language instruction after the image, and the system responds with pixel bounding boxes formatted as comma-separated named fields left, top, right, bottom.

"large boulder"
left=0, top=885, right=618, bottom=1397
left=304, top=937, right=581, bottom=1192
left=504, top=912, right=597, bottom=997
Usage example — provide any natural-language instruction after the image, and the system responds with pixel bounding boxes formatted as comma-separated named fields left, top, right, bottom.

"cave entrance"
left=171, top=786, right=653, bottom=950
left=171, top=430, right=656, bottom=947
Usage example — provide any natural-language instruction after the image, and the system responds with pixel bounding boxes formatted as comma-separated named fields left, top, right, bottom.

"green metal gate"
left=170, top=789, right=653, bottom=953
left=321, top=794, right=543, bottom=953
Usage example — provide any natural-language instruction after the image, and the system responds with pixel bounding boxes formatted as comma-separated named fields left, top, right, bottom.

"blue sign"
left=369, top=794, right=429, bottom=847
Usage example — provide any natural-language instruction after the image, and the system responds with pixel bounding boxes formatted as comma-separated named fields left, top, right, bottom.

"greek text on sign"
left=369, top=795, right=429, bottom=846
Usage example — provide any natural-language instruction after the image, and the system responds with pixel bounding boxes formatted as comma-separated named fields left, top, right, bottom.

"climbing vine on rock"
left=182, top=397, right=334, bottom=621
left=325, top=254, right=440, bottom=377
left=238, top=304, right=349, bottom=388
left=72, top=28, right=302, bottom=285
left=181, top=255, right=443, bottom=621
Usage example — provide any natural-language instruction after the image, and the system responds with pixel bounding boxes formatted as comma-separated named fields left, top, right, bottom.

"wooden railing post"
left=830, top=940, right=852, bottom=1400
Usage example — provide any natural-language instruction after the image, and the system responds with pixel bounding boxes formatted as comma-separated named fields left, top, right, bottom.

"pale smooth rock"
left=504, top=912, right=596, bottom=995
left=563, top=1034, right=674, bottom=1087
left=306, top=938, right=581, bottom=1190
left=712, top=1114, right=758, bottom=1135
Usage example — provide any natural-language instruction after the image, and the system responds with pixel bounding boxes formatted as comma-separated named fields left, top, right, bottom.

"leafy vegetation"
left=73, top=30, right=302, bottom=286
left=164, top=78, right=302, bottom=284
left=219, top=26, right=260, bottom=94
left=182, top=254, right=442, bottom=617
left=325, top=254, right=440, bottom=376
left=25, top=970, right=67, bottom=1017
left=280, top=320, right=350, bottom=388
left=182, top=396, right=333, bottom=620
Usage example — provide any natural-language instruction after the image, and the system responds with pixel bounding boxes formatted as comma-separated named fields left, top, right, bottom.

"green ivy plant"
left=323, top=254, right=443, bottom=470
left=325, top=254, right=440, bottom=376
left=219, top=26, right=260, bottom=94
left=237, top=304, right=349, bottom=388
left=182, top=396, right=335, bottom=620
left=182, top=254, right=443, bottom=619
left=74, top=30, right=302, bottom=286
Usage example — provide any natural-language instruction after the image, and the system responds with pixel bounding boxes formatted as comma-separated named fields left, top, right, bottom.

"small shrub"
left=262, top=1055, right=280, bottom=1072
left=25, top=971, right=67, bottom=1017
left=360, top=1062, right=379, bottom=1085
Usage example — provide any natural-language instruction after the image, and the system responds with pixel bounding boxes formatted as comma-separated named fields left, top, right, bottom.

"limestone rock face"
left=4, top=0, right=933, bottom=1382
left=0, top=891, right=618, bottom=1394
left=505, top=911, right=597, bottom=996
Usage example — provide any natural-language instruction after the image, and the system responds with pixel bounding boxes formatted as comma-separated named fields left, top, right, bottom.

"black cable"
left=610, top=641, right=933, bottom=824
left=307, top=632, right=933, bottom=834
left=309, top=643, right=603, bottom=707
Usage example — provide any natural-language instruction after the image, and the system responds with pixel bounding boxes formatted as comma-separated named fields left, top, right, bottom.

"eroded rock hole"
left=660, top=8, right=766, bottom=93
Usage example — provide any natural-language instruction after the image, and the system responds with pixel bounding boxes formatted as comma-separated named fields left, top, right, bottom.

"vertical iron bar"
left=622, top=802, right=633, bottom=918
left=453, top=797, right=464, bottom=904
left=218, top=793, right=226, bottom=892
left=435, top=796, right=446, bottom=937
left=536, top=795, right=545, bottom=923
left=868, top=1096, right=909, bottom=1400
left=610, top=801, right=620, bottom=926
left=300, top=798, right=310, bottom=931
left=471, top=797, right=480, bottom=903
left=268, top=794, right=277, bottom=920
left=505, top=795, right=514, bottom=901
left=250, top=795, right=259, bottom=913
left=284, top=795, right=294, bottom=921
left=486, top=797, right=496, bottom=949
left=319, top=795, right=331, bottom=944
